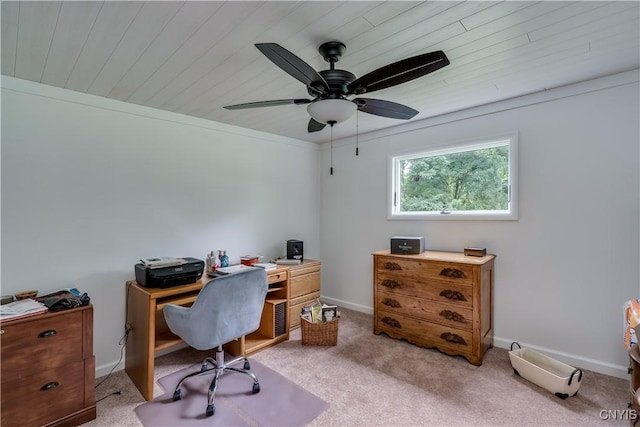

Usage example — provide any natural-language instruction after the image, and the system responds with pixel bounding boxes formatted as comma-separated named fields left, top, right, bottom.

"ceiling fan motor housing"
left=309, top=69, right=356, bottom=98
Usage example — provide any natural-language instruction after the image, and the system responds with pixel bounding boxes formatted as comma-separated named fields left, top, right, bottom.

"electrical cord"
left=95, top=283, right=134, bottom=401
left=96, top=391, right=121, bottom=403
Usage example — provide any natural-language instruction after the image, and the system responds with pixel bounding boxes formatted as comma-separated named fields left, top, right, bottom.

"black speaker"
left=287, top=240, right=303, bottom=260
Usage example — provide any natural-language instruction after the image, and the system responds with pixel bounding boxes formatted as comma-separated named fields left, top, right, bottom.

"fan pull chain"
left=329, top=121, right=335, bottom=175
left=355, top=111, right=359, bottom=156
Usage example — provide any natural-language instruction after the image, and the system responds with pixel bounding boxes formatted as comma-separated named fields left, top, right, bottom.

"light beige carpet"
left=87, top=309, right=630, bottom=426
left=134, top=360, right=328, bottom=426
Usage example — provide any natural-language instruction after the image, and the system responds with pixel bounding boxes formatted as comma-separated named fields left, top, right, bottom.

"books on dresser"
left=253, top=263, right=277, bottom=271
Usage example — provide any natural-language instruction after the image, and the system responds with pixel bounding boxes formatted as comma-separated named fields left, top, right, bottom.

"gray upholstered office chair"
left=163, top=267, right=268, bottom=417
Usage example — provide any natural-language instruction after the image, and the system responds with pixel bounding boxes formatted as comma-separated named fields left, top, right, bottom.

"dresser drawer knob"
left=383, top=262, right=402, bottom=271
left=439, top=290, right=467, bottom=302
left=38, top=330, right=57, bottom=338
left=439, top=268, right=467, bottom=279
left=382, top=298, right=401, bottom=308
left=439, top=310, right=467, bottom=323
left=40, top=381, right=59, bottom=391
left=381, top=317, right=402, bottom=328
left=381, top=279, right=401, bottom=289
left=440, top=332, right=467, bottom=345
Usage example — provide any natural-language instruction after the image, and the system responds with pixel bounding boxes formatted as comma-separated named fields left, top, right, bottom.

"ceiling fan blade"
left=354, top=98, right=418, bottom=120
left=223, top=98, right=312, bottom=110
left=348, top=51, right=449, bottom=95
left=308, top=118, right=326, bottom=133
left=255, top=43, right=329, bottom=95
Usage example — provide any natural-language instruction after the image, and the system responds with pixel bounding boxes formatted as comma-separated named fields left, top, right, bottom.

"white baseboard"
left=493, top=337, right=628, bottom=379
left=96, top=361, right=123, bottom=379
left=320, top=295, right=373, bottom=315
left=320, top=296, right=628, bottom=380
left=97, top=301, right=627, bottom=380
left=95, top=342, right=189, bottom=379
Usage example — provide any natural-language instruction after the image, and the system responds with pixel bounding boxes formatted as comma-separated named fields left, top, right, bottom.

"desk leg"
left=223, top=336, right=246, bottom=357
left=125, top=285, right=155, bottom=400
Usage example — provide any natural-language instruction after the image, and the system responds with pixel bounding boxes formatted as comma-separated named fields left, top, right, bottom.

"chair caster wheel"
left=252, top=383, right=260, bottom=394
left=206, top=404, right=215, bottom=416
left=172, top=389, right=182, bottom=401
left=243, top=360, right=250, bottom=370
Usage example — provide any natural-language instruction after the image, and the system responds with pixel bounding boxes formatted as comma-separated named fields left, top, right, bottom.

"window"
left=389, top=133, right=518, bottom=220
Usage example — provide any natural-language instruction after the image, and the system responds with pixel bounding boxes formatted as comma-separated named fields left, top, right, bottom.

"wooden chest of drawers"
left=289, top=260, right=321, bottom=330
left=373, top=250, right=495, bottom=365
left=0, top=305, right=96, bottom=427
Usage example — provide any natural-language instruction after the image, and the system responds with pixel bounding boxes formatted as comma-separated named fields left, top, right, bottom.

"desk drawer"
left=1, top=312, right=83, bottom=377
left=268, top=270, right=288, bottom=285
left=1, top=361, right=85, bottom=427
left=290, top=291, right=321, bottom=329
left=291, top=272, right=320, bottom=299
left=290, top=262, right=320, bottom=278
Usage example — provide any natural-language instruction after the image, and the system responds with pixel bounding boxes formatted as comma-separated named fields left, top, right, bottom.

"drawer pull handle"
left=38, top=330, right=57, bottom=338
left=439, top=310, right=467, bottom=323
left=40, top=381, right=59, bottom=391
left=382, top=298, right=401, bottom=308
left=440, top=332, right=467, bottom=345
left=381, top=317, right=402, bottom=328
left=439, top=290, right=467, bottom=302
left=381, top=279, right=401, bottom=289
left=383, top=262, right=402, bottom=271
left=439, top=268, right=467, bottom=279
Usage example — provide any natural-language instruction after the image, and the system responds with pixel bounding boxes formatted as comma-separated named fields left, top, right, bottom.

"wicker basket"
left=300, top=316, right=339, bottom=346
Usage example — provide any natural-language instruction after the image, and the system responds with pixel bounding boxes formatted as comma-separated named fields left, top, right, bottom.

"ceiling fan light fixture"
left=307, top=99, right=356, bottom=124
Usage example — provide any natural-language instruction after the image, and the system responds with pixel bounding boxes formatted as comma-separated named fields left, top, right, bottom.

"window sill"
left=388, top=211, right=518, bottom=221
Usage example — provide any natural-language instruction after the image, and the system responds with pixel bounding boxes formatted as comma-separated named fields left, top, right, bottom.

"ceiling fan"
left=223, top=41, right=449, bottom=133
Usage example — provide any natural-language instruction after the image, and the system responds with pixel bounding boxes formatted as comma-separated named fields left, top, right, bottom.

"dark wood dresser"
left=373, top=250, right=495, bottom=365
left=1, top=305, right=96, bottom=426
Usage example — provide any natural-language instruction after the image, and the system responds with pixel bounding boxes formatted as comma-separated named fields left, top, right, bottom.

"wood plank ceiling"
left=2, top=1, right=639, bottom=144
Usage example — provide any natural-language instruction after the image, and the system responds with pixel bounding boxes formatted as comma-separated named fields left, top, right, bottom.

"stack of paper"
left=0, top=299, right=48, bottom=322
left=140, top=257, right=185, bottom=269
left=216, top=265, right=251, bottom=274
left=275, top=259, right=301, bottom=265
left=253, top=263, right=277, bottom=271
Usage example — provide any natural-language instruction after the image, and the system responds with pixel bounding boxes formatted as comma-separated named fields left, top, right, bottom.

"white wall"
left=0, top=77, right=320, bottom=375
left=319, top=71, right=640, bottom=378
left=2, top=71, right=638, bottom=380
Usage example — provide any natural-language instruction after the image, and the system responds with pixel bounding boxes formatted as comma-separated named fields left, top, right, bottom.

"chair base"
left=171, top=345, right=260, bottom=416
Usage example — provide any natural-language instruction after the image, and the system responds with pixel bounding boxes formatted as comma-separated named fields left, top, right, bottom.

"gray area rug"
left=135, top=360, right=328, bottom=426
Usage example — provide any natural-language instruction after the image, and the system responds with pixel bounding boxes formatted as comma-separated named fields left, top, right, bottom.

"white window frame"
left=388, top=132, right=518, bottom=220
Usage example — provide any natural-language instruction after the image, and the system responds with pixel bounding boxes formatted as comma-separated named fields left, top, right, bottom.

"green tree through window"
left=390, top=134, right=517, bottom=220
left=400, top=146, right=509, bottom=212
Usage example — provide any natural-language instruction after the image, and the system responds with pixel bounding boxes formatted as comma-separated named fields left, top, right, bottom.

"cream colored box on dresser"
left=289, top=260, right=321, bottom=330
left=0, top=305, right=96, bottom=427
left=373, top=250, right=495, bottom=365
